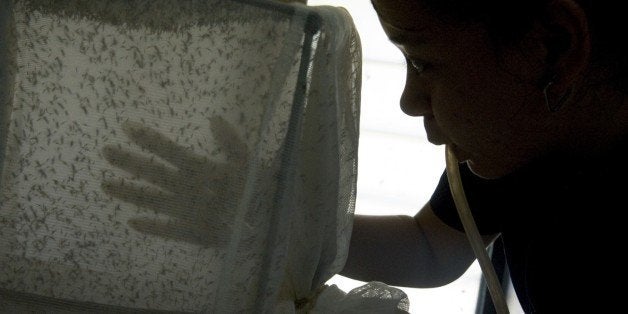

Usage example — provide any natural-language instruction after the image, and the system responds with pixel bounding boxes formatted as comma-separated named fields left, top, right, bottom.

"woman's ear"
left=540, top=0, right=591, bottom=91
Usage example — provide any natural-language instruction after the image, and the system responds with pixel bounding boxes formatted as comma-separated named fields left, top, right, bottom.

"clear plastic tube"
left=445, top=145, right=509, bottom=314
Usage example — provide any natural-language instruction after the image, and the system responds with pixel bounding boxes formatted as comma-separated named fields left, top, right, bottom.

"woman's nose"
left=400, top=67, right=430, bottom=117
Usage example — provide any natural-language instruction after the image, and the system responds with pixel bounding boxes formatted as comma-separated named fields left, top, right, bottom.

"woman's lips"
left=422, top=117, right=471, bottom=161
left=423, top=116, right=446, bottom=145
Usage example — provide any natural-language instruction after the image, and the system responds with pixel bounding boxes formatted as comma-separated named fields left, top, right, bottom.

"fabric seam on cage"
left=211, top=4, right=310, bottom=313
left=254, top=9, right=322, bottom=311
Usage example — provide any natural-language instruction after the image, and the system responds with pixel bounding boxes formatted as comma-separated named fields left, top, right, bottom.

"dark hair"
left=420, top=0, right=628, bottom=92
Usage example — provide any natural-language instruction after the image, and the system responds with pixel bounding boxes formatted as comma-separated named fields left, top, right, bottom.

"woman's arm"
left=340, top=202, right=497, bottom=288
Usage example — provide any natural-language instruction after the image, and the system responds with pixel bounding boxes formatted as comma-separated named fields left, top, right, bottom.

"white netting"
left=0, top=0, right=407, bottom=312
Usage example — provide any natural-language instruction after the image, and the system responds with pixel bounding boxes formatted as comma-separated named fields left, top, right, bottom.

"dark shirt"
left=430, top=140, right=627, bottom=313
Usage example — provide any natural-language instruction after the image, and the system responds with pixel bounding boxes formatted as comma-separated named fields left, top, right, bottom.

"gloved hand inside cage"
left=101, top=117, right=245, bottom=247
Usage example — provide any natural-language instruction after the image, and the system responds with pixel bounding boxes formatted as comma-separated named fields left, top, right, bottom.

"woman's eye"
left=407, top=58, right=429, bottom=74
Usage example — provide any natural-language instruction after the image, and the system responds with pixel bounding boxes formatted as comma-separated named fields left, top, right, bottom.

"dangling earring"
left=543, top=78, right=573, bottom=112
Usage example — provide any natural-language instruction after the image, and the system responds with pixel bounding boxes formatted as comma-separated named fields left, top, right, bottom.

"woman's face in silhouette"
left=373, top=0, right=554, bottom=178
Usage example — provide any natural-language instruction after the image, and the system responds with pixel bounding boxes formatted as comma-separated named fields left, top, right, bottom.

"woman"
left=341, top=0, right=628, bottom=312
